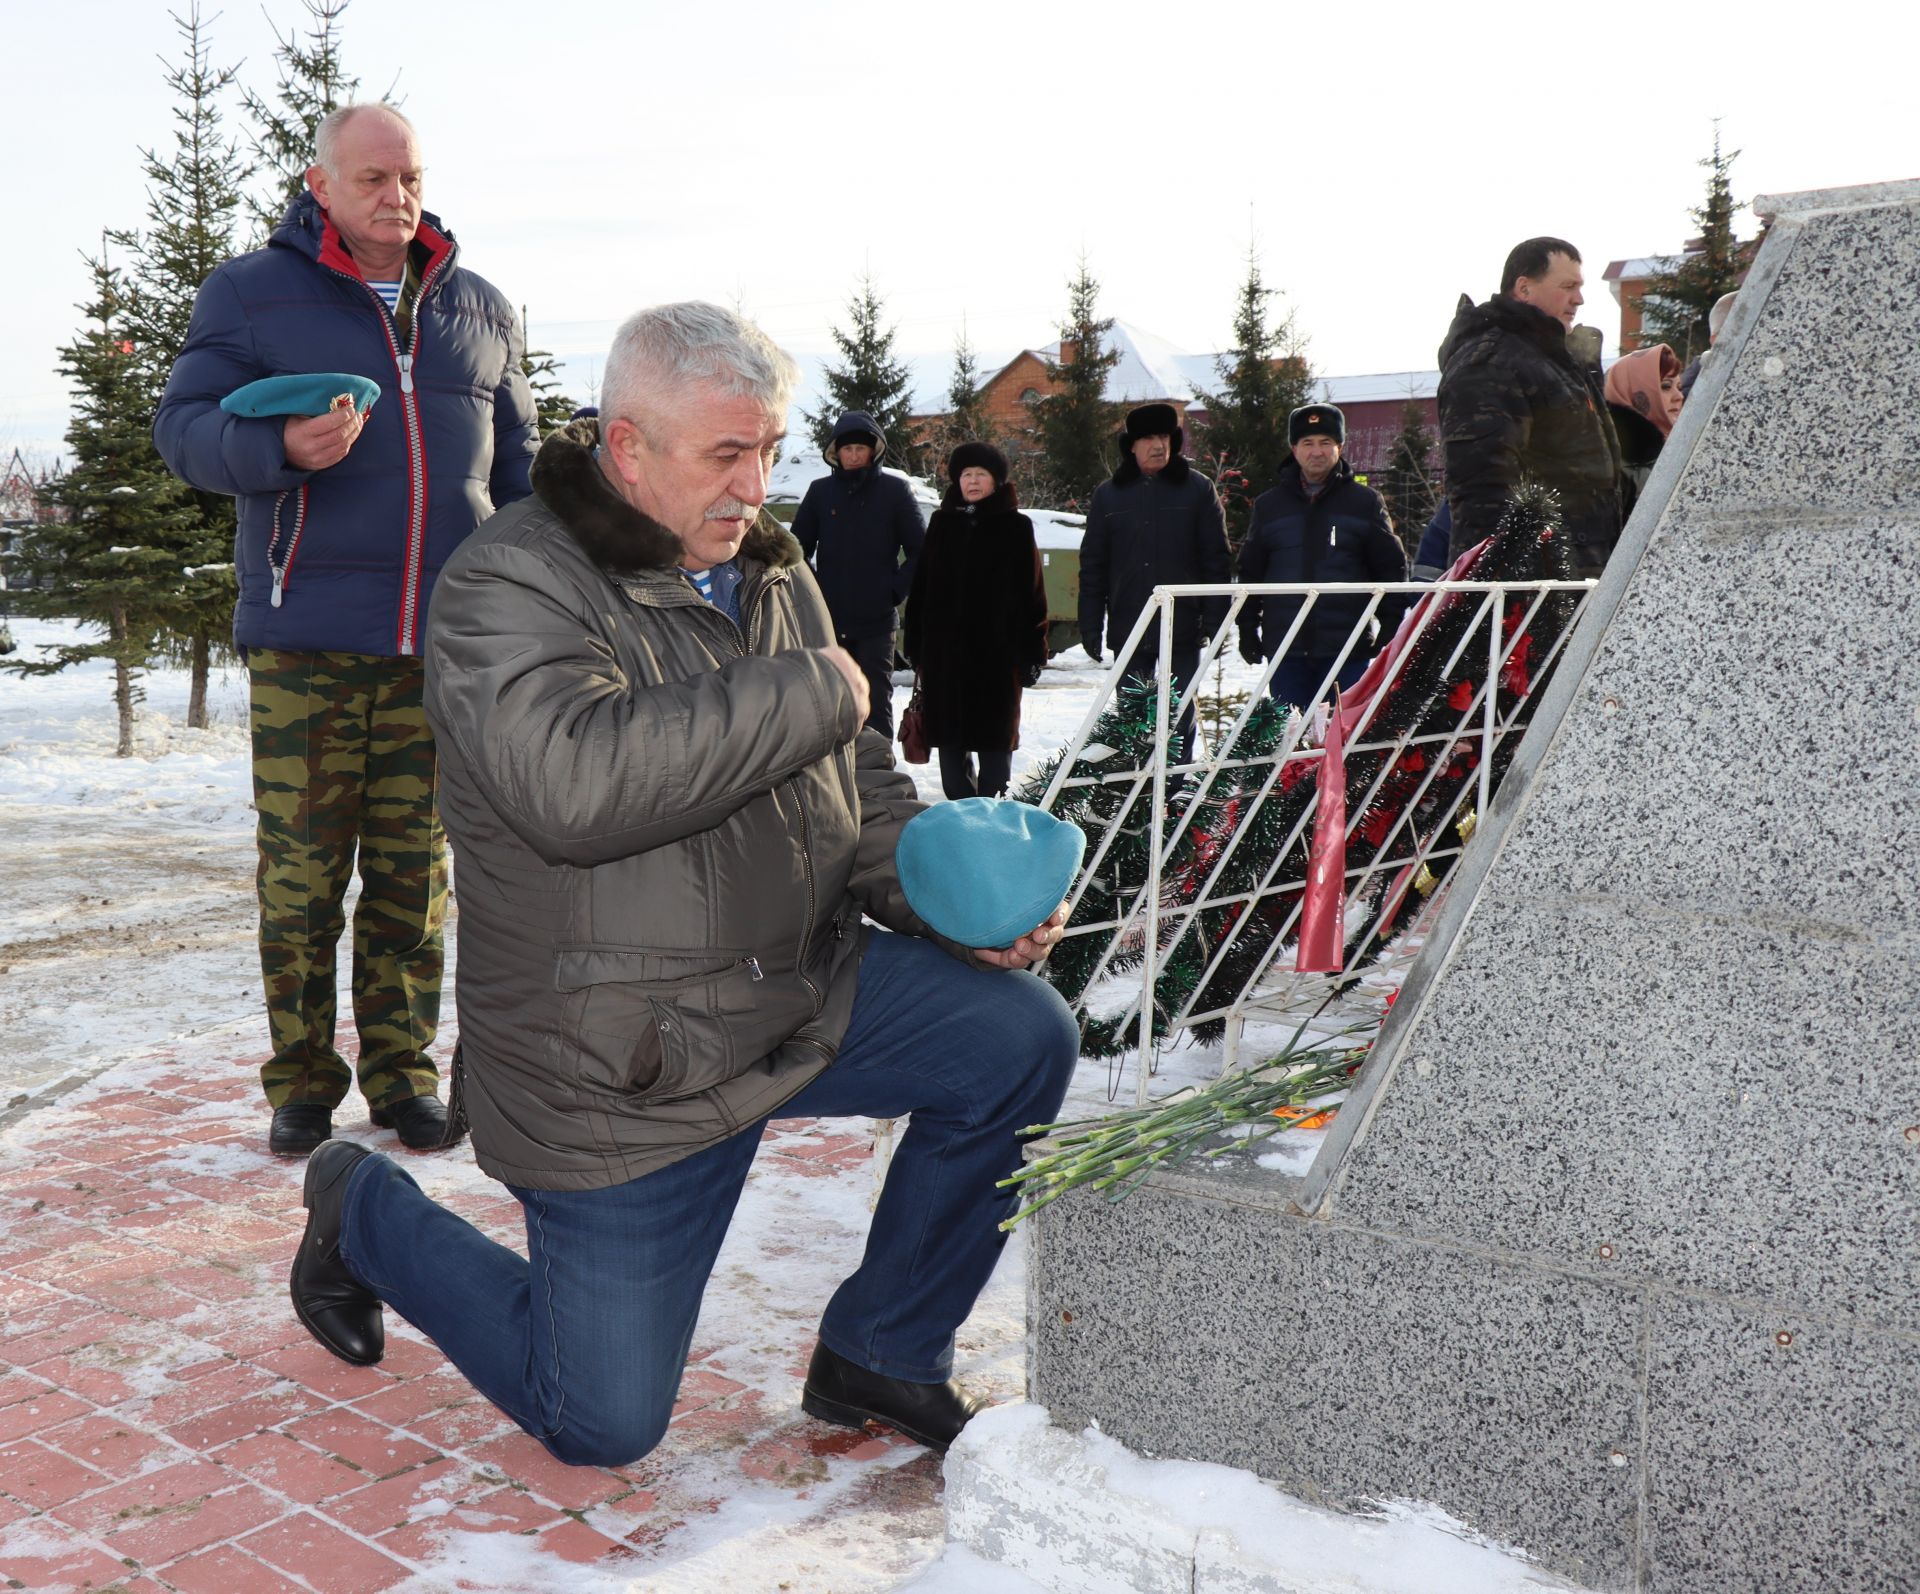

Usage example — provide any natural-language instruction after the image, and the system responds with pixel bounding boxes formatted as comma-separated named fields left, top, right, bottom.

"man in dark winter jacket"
left=1437, top=237, right=1621, bottom=578
left=1079, top=404, right=1231, bottom=755
left=154, top=103, right=538, bottom=1159
left=792, top=412, right=926, bottom=738
left=1237, top=404, right=1409, bottom=709
left=285, top=302, right=1079, bottom=1471
left=1411, top=501, right=1453, bottom=581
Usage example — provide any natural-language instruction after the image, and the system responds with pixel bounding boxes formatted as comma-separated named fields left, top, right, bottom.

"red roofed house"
left=913, top=323, right=1441, bottom=492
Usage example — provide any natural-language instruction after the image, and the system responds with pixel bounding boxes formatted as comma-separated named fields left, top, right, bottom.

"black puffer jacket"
left=792, top=415, right=926, bottom=638
left=1437, top=294, right=1622, bottom=578
left=1237, top=458, right=1409, bottom=659
left=902, top=484, right=1048, bottom=752
left=1078, top=451, right=1230, bottom=662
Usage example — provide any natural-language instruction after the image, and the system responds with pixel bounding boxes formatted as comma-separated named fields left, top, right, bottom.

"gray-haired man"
left=287, top=302, right=1081, bottom=1468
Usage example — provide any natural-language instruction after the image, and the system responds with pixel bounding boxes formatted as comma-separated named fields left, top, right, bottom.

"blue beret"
left=220, top=373, right=381, bottom=418
left=897, top=798, right=1085, bottom=949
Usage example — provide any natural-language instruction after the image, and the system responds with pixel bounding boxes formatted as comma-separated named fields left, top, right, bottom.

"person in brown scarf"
left=1605, top=343, right=1685, bottom=519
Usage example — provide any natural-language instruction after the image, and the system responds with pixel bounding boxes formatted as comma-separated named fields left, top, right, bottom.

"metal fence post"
left=1135, top=594, right=1174, bottom=1106
left=1480, top=588, right=1502, bottom=819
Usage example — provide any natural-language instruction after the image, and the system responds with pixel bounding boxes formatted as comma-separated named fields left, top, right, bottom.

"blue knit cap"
left=221, top=373, right=381, bottom=417
left=897, top=798, right=1085, bottom=949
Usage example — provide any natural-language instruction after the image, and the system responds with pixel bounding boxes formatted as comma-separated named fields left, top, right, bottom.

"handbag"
left=898, top=676, right=931, bottom=764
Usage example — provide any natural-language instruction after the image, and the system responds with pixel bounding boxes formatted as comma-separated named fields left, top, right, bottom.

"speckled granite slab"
left=1028, top=179, right=1920, bottom=1594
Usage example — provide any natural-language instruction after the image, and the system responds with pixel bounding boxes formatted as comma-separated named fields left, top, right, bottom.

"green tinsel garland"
left=1031, top=482, right=1581, bottom=1057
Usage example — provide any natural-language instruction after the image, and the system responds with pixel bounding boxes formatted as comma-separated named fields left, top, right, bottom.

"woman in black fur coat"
left=902, top=443, right=1049, bottom=800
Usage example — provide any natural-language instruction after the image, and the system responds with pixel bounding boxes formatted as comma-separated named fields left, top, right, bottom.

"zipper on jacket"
left=266, top=484, right=310, bottom=607
left=319, top=251, right=451, bottom=656
left=790, top=782, right=823, bottom=1014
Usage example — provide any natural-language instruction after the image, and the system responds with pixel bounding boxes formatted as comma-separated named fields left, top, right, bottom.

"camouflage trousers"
left=248, top=649, right=448, bottom=1111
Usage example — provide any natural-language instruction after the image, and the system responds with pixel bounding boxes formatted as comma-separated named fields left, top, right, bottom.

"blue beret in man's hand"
left=220, top=373, right=381, bottom=418
left=897, top=798, right=1086, bottom=950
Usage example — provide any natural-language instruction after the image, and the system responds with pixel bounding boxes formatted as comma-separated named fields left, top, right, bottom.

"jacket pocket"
left=553, top=945, right=761, bottom=1099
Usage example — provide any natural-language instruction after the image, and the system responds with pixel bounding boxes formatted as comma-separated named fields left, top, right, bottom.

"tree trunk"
left=188, top=632, right=210, bottom=729
left=112, top=607, right=135, bottom=757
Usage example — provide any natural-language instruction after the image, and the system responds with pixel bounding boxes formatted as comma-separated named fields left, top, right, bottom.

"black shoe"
left=269, top=1103, right=333, bottom=1158
left=369, top=1093, right=460, bottom=1151
left=291, top=1140, right=384, bottom=1366
left=801, top=1341, right=986, bottom=1453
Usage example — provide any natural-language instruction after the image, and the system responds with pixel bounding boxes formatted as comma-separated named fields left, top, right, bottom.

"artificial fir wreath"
left=1023, top=479, right=1580, bottom=1059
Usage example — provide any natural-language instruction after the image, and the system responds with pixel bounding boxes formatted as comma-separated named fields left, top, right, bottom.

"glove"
left=1023, top=662, right=1044, bottom=688
left=1238, top=634, right=1264, bottom=667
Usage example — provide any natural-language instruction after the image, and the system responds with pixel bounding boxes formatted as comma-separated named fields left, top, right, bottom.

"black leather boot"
left=369, top=1093, right=461, bottom=1151
left=801, top=1341, right=986, bottom=1453
left=269, top=1102, right=332, bottom=1158
left=291, top=1140, right=384, bottom=1366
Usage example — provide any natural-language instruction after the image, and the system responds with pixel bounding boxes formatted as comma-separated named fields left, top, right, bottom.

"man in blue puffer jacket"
left=155, top=102, right=538, bottom=1158
left=1236, top=404, right=1409, bottom=708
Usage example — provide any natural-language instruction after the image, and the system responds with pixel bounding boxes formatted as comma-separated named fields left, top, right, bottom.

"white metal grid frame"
left=1036, top=578, right=1594, bottom=1102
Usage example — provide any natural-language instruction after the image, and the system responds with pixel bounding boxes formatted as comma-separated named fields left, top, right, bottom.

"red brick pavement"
left=0, top=1045, right=975, bottom=1593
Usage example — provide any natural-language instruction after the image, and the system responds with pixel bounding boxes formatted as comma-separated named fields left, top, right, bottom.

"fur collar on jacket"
left=1438, top=292, right=1575, bottom=369
left=1608, top=402, right=1666, bottom=467
left=1111, top=450, right=1192, bottom=488
left=530, top=420, right=804, bottom=577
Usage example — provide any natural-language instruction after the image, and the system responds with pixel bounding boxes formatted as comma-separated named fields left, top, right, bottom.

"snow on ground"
left=0, top=615, right=1508, bottom=1593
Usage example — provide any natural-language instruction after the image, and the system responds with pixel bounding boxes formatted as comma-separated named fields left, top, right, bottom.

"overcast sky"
left=3, top=0, right=1910, bottom=461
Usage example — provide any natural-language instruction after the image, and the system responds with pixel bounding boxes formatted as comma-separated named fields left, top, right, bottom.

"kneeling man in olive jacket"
left=287, top=302, right=1080, bottom=1465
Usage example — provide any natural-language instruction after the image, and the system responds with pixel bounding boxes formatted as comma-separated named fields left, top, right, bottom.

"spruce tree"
left=1637, top=127, right=1746, bottom=362
left=520, top=308, right=579, bottom=437
left=1030, top=259, right=1121, bottom=511
left=1376, top=400, right=1439, bottom=556
left=241, top=0, right=361, bottom=241
left=113, top=3, right=246, bottom=728
left=1192, top=248, right=1312, bottom=543
left=920, top=328, right=1000, bottom=473
left=805, top=274, right=922, bottom=474
left=955, top=332, right=1001, bottom=442
left=5, top=262, right=198, bottom=756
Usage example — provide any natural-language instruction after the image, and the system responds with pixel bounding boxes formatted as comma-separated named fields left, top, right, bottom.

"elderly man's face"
left=1131, top=434, right=1172, bottom=474
left=307, top=109, right=423, bottom=273
left=603, top=384, right=784, bottom=572
left=1293, top=434, right=1340, bottom=483
left=1512, top=252, right=1585, bottom=329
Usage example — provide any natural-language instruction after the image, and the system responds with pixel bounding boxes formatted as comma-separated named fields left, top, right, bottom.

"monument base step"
left=940, top=1404, right=1593, bottom=1594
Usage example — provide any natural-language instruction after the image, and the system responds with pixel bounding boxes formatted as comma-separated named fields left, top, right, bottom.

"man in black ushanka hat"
left=1077, top=403, right=1230, bottom=757
left=1237, top=402, right=1409, bottom=709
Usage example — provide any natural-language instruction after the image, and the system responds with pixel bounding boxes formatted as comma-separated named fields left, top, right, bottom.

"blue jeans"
left=337, top=931, right=1079, bottom=1468
left=1267, top=650, right=1367, bottom=710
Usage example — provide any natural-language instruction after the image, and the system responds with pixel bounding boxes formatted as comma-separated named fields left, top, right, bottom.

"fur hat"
left=1288, top=403, right=1345, bottom=446
left=946, top=441, right=1010, bottom=487
left=1123, top=403, right=1182, bottom=444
